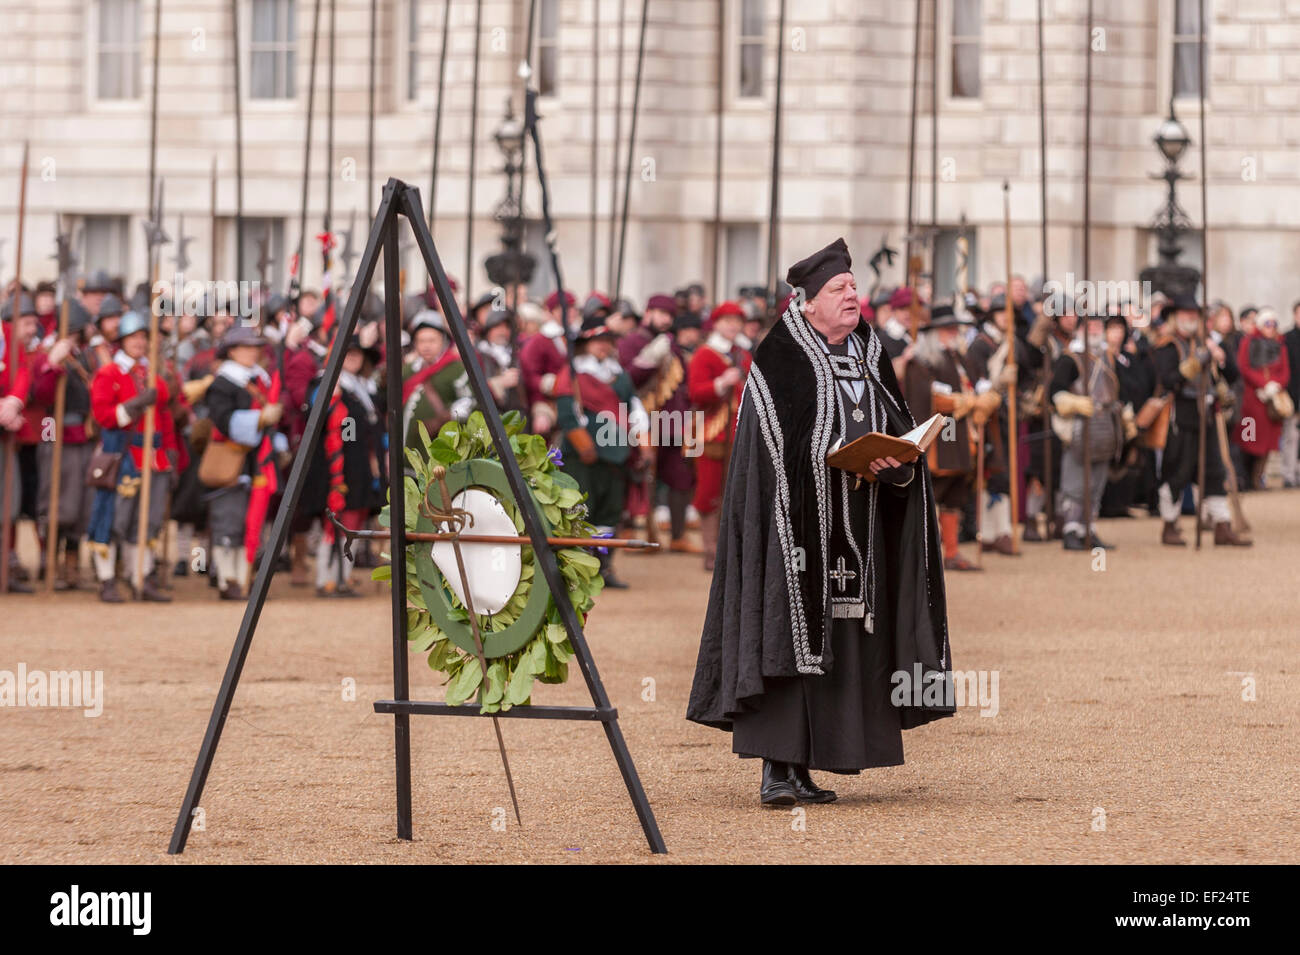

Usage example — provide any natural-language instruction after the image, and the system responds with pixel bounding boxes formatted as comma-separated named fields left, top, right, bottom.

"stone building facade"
left=1, top=0, right=1298, bottom=315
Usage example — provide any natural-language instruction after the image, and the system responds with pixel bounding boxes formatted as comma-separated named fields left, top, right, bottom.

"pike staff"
left=1194, top=0, right=1209, bottom=550
left=134, top=183, right=168, bottom=592
left=1037, top=0, right=1053, bottom=537
left=614, top=0, right=650, bottom=304
left=428, top=0, right=452, bottom=232
left=1080, top=0, right=1094, bottom=551
left=45, top=215, right=73, bottom=593
left=1002, top=182, right=1019, bottom=554
left=2, top=143, right=29, bottom=596
left=761, top=0, right=786, bottom=322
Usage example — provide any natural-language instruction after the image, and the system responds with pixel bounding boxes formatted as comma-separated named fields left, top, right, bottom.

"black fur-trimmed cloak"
left=686, top=305, right=954, bottom=732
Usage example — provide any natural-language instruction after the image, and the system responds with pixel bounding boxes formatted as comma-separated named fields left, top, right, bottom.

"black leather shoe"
left=1063, top=531, right=1087, bottom=551
left=760, top=759, right=797, bottom=807
left=786, top=763, right=837, bottom=803
left=1088, top=533, right=1115, bottom=550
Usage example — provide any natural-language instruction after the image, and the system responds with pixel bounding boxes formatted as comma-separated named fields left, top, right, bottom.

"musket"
left=1002, top=182, right=1020, bottom=554
left=135, top=180, right=170, bottom=592
left=327, top=510, right=659, bottom=556
left=2, top=142, right=29, bottom=596
left=158, top=211, right=191, bottom=589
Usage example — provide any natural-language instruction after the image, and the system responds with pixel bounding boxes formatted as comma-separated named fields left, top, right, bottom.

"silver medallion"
left=851, top=407, right=865, bottom=423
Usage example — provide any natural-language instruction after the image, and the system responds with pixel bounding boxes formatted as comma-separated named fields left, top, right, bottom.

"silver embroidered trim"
left=831, top=601, right=865, bottom=618
left=781, top=304, right=835, bottom=638
left=746, top=364, right=824, bottom=675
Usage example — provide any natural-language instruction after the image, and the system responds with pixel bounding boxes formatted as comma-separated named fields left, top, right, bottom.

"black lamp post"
left=1139, top=100, right=1200, bottom=300
left=484, top=99, right=536, bottom=295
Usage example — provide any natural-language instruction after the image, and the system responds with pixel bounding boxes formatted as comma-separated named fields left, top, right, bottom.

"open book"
left=825, top=412, right=945, bottom=480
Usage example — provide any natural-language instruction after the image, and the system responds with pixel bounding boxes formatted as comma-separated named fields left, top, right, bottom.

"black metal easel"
left=168, top=178, right=667, bottom=855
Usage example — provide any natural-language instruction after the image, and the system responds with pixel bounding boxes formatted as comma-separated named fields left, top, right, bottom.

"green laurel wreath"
left=372, top=410, right=604, bottom=713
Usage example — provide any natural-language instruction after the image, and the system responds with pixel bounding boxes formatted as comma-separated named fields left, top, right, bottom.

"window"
left=725, top=223, right=761, bottom=302
left=1172, top=0, right=1206, bottom=99
left=537, top=0, right=559, bottom=96
left=950, top=0, right=981, bottom=99
left=737, top=0, right=763, bottom=99
left=406, top=0, right=420, bottom=101
left=250, top=0, right=297, bottom=100
left=80, top=215, right=131, bottom=278
left=96, top=0, right=141, bottom=100
left=236, top=217, right=286, bottom=290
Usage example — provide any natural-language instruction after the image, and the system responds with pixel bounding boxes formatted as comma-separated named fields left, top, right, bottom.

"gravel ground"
left=1, top=491, right=1296, bottom=864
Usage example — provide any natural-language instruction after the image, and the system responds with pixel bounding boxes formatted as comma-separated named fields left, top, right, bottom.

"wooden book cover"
left=825, top=412, right=945, bottom=478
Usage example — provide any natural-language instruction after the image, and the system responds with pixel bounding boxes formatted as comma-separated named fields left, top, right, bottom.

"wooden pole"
left=465, top=0, right=485, bottom=307
left=711, top=0, right=724, bottom=300
left=763, top=0, right=787, bottom=320
left=209, top=156, right=219, bottom=279
left=135, top=188, right=163, bottom=592
left=46, top=239, right=70, bottom=592
left=1003, top=181, right=1019, bottom=554
left=614, top=0, right=650, bottom=303
left=292, top=0, right=323, bottom=300
left=231, top=0, right=245, bottom=278
left=929, top=0, right=937, bottom=236
left=1080, top=0, right=1094, bottom=550
left=905, top=0, right=921, bottom=282
left=428, top=0, right=452, bottom=232
left=606, top=0, right=626, bottom=290
left=1, top=143, right=29, bottom=596
left=368, top=0, right=377, bottom=206
left=589, top=0, right=600, bottom=291
left=1037, top=0, right=1053, bottom=538
left=1195, top=0, right=1210, bottom=546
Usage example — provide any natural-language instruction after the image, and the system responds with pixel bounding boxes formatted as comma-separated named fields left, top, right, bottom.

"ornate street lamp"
left=484, top=99, right=536, bottom=294
left=1139, top=100, right=1200, bottom=300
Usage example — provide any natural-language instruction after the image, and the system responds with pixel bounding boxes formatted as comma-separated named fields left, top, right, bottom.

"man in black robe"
left=686, top=238, right=954, bottom=807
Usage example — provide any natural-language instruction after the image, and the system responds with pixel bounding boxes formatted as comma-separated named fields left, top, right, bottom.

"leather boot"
left=290, top=534, right=309, bottom=587
left=940, top=509, right=980, bottom=572
left=135, top=573, right=173, bottom=603
left=786, top=763, right=837, bottom=803
left=1021, top=518, right=1044, bottom=542
left=760, top=759, right=797, bottom=807
left=1214, top=521, right=1252, bottom=547
left=55, top=549, right=81, bottom=591
left=99, top=579, right=124, bottom=603
left=598, top=551, right=629, bottom=589
left=981, top=534, right=1017, bottom=556
left=1161, top=520, right=1186, bottom=547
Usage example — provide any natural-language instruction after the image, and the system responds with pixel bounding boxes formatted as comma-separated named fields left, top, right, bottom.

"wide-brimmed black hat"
left=921, top=302, right=972, bottom=331
left=1168, top=292, right=1201, bottom=313
left=217, top=323, right=268, bottom=356
left=576, top=309, right=617, bottom=341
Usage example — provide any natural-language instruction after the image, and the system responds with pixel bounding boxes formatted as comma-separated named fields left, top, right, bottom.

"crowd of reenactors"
left=1, top=266, right=1293, bottom=600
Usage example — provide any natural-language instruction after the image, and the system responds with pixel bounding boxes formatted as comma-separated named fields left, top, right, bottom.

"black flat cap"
left=785, top=238, right=852, bottom=303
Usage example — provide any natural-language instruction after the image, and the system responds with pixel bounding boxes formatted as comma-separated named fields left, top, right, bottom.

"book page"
left=900, top=413, right=942, bottom=447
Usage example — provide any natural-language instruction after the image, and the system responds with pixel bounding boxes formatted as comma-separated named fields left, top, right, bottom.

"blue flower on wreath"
left=547, top=446, right=564, bottom=469
left=591, top=530, right=612, bottom=555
